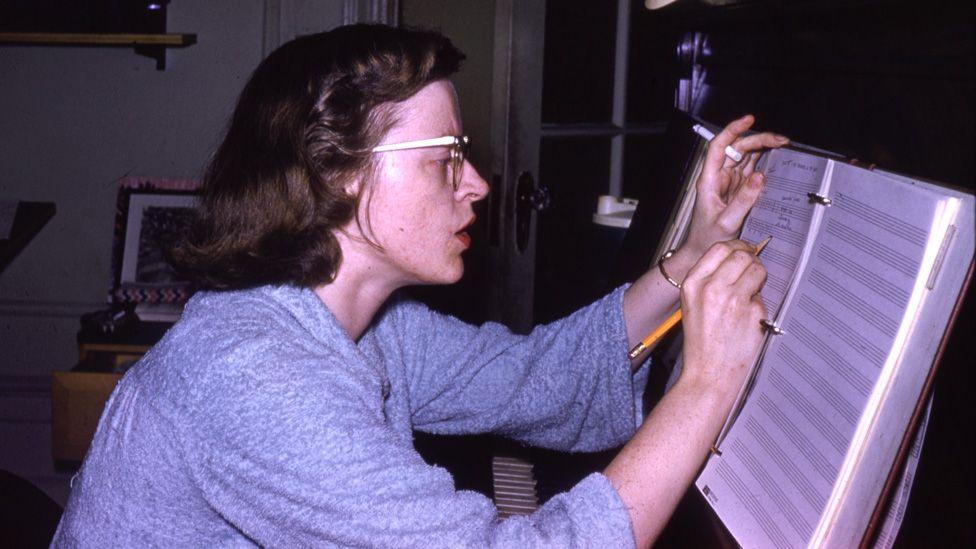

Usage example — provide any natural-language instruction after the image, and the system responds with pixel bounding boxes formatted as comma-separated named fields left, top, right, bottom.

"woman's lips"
left=455, top=215, right=475, bottom=249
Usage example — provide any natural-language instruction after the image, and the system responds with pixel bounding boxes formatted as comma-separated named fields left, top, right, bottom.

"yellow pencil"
left=628, top=236, right=772, bottom=362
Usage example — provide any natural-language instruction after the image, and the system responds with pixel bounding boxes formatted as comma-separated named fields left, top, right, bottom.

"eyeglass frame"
left=371, top=135, right=470, bottom=191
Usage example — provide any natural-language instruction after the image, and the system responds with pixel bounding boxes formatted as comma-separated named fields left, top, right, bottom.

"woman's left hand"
left=623, top=115, right=787, bottom=357
left=682, top=115, right=789, bottom=257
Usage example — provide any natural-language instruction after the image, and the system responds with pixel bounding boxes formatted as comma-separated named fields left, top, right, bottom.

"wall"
left=0, top=1, right=354, bottom=377
left=0, top=0, right=352, bottom=506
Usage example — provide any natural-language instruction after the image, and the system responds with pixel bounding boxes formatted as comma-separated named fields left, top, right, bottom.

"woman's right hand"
left=606, top=239, right=769, bottom=547
left=678, top=240, right=768, bottom=411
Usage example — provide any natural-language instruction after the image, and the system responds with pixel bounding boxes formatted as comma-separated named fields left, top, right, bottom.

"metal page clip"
left=807, top=192, right=832, bottom=206
left=760, top=319, right=785, bottom=335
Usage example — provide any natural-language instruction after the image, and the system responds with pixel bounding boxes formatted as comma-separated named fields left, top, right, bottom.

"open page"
left=740, top=148, right=829, bottom=318
left=872, top=395, right=931, bottom=549
left=697, top=163, right=953, bottom=548
left=709, top=148, right=831, bottom=441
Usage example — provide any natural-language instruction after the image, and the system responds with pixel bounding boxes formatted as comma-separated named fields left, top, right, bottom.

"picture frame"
left=110, top=177, right=199, bottom=305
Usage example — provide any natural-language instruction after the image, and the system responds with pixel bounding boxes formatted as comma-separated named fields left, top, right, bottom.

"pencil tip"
left=755, top=236, right=773, bottom=255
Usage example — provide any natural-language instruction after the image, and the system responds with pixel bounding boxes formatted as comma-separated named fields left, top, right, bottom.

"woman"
left=54, top=24, right=787, bottom=547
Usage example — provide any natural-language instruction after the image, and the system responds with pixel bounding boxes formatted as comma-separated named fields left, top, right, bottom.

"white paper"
left=698, top=157, right=950, bottom=548
left=872, top=395, right=931, bottom=549
left=741, top=149, right=828, bottom=318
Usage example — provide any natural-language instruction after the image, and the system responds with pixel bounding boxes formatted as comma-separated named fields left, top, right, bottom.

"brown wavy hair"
left=173, top=24, right=464, bottom=289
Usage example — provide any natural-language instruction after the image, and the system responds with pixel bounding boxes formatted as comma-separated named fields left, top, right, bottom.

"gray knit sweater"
left=52, top=284, right=648, bottom=547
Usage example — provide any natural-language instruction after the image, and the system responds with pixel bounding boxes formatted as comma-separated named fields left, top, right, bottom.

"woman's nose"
left=457, top=161, right=490, bottom=201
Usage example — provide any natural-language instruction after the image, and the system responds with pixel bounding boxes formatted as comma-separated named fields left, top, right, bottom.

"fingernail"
left=775, top=135, right=789, bottom=142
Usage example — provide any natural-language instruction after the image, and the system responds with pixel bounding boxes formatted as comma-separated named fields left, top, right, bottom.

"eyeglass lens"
left=450, top=138, right=469, bottom=191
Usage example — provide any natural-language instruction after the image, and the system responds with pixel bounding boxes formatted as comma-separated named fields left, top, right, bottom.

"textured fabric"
left=53, top=285, right=648, bottom=548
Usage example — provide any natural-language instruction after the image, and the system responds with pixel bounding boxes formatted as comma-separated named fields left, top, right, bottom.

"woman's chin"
left=434, top=266, right=464, bottom=285
left=407, top=262, right=464, bottom=287
left=436, top=260, right=466, bottom=285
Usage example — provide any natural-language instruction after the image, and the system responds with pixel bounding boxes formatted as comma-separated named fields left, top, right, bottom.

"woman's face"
left=348, top=80, right=489, bottom=287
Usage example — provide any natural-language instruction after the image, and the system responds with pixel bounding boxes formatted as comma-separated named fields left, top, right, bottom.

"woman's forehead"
left=386, top=80, right=461, bottom=140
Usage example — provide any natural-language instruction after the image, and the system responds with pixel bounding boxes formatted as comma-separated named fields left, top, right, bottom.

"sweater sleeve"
left=179, top=336, right=637, bottom=548
left=370, top=285, right=650, bottom=452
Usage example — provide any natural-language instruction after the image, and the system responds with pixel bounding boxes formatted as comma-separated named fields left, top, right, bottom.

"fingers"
left=711, top=247, right=763, bottom=288
left=741, top=151, right=760, bottom=179
left=733, top=252, right=768, bottom=297
left=719, top=171, right=765, bottom=229
left=723, top=153, right=760, bottom=202
left=731, top=131, right=789, bottom=156
left=703, top=115, right=788, bottom=174
left=746, top=293, right=769, bottom=330
left=700, top=116, right=786, bottom=202
left=703, top=115, right=754, bottom=176
left=684, top=240, right=767, bottom=296
left=683, top=240, right=756, bottom=286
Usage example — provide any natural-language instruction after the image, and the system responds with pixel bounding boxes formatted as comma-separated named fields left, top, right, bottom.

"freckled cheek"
left=381, top=210, right=440, bottom=249
left=408, top=215, right=440, bottom=239
left=408, top=202, right=442, bottom=230
left=368, top=180, right=448, bottom=248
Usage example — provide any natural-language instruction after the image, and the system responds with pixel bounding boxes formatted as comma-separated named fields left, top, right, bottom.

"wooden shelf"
left=0, top=32, right=197, bottom=69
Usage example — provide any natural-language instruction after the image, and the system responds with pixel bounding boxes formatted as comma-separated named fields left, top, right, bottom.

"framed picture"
left=111, top=178, right=199, bottom=305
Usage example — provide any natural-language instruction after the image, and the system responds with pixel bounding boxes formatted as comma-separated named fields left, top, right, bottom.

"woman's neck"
left=313, top=270, right=396, bottom=341
left=312, top=232, right=404, bottom=341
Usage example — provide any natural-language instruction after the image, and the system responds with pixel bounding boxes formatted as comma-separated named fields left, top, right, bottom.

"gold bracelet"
left=658, top=249, right=682, bottom=290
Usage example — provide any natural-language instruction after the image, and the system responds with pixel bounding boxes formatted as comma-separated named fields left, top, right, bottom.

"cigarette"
left=692, top=124, right=743, bottom=162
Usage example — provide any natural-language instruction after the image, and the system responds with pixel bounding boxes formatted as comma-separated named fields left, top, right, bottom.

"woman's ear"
left=340, top=173, right=375, bottom=242
left=343, top=174, right=363, bottom=198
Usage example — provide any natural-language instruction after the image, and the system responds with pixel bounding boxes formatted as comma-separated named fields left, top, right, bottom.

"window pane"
left=542, top=2, right=618, bottom=124
left=622, top=134, right=667, bottom=200
left=626, top=5, right=680, bottom=124
left=535, top=137, right=613, bottom=323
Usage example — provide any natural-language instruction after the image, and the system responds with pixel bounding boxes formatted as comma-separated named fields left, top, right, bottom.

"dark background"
left=423, top=1, right=975, bottom=546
